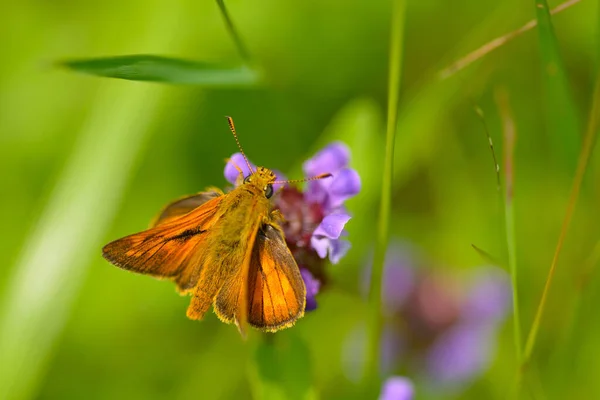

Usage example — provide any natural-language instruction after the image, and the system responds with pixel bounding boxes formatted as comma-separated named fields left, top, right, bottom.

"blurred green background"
left=1, top=0, right=599, bottom=398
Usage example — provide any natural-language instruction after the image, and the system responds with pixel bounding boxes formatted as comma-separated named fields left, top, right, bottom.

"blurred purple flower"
left=379, top=376, right=415, bottom=400
left=425, top=322, right=495, bottom=386
left=224, top=142, right=359, bottom=312
left=345, top=244, right=511, bottom=393
left=462, top=266, right=512, bottom=325
left=362, top=243, right=416, bottom=317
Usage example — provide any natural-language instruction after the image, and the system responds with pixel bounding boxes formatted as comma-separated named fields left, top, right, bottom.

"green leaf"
left=59, top=55, right=260, bottom=86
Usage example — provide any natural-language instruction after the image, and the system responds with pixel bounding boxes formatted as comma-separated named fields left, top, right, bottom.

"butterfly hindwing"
left=248, top=224, right=306, bottom=331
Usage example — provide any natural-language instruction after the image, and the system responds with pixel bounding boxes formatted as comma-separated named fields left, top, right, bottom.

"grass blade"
left=439, top=0, right=581, bottom=79
left=534, top=0, right=581, bottom=170
left=59, top=55, right=259, bottom=86
left=216, top=0, right=252, bottom=63
left=364, top=0, right=406, bottom=392
left=522, top=55, right=600, bottom=367
left=495, top=87, right=522, bottom=363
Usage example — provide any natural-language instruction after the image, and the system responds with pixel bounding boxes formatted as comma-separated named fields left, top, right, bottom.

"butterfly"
left=102, top=117, right=330, bottom=336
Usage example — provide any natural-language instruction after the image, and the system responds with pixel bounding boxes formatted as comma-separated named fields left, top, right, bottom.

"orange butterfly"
left=102, top=117, right=330, bottom=336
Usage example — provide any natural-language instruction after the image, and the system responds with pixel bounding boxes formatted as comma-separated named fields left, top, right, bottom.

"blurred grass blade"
left=365, top=0, right=406, bottom=393
left=534, top=0, right=581, bottom=170
left=0, top=81, right=166, bottom=400
left=471, top=243, right=500, bottom=265
left=216, top=0, right=252, bottom=63
left=60, top=55, right=259, bottom=86
left=250, top=334, right=316, bottom=400
left=495, top=87, right=522, bottom=363
left=439, top=0, right=581, bottom=79
left=473, top=105, right=501, bottom=191
left=523, top=55, right=600, bottom=366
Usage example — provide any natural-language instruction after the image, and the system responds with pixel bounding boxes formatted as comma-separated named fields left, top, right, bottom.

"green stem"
left=522, top=49, right=600, bottom=366
left=497, top=89, right=523, bottom=363
left=364, top=0, right=406, bottom=390
left=216, top=0, right=252, bottom=63
left=505, top=202, right=522, bottom=358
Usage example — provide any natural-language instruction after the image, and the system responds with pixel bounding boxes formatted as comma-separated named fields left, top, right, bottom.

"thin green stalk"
left=216, top=0, right=252, bottom=63
left=439, top=0, right=581, bottom=79
left=364, top=0, right=406, bottom=390
left=523, top=61, right=600, bottom=366
left=496, top=88, right=522, bottom=363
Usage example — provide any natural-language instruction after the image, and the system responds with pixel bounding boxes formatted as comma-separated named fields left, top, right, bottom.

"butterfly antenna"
left=273, top=173, right=332, bottom=186
left=226, top=116, right=254, bottom=174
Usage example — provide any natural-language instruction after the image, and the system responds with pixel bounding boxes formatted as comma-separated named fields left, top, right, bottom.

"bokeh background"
left=1, top=0, right=599, bottom=399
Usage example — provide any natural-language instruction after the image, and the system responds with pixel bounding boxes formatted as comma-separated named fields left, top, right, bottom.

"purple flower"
left=223, top=142, right=360, bottom=313
left=425, top=322, right=495, bottom=387
left=224, top=152, right=255, bottom=185
left=301, top=142, right=360, bottom=263
left=300, top=268, right=321, bottom=311
left=420, top=266, right=510, bottom=389
left=310, top=213, right=351, bottom=264
left=303, top=142, right=361, bottom=212
left=379, top=376, right=414, bottom=400
left=461, top=266, right=512, bottom=325
left=362, top=243, right=416, bottom=317
left=344, top=243, right=511, bottom=393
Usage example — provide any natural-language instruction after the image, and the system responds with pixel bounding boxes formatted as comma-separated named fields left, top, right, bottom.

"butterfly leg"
left=225, top=157, right=245, bottom=185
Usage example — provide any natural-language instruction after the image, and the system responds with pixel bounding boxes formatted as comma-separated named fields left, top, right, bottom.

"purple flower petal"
left=311, top=214, right=352, bottom=263
left=426, top=322, right=494, bottom=387
left=303, top=141, right=350, bottom=177
left=310, top=235, right=351, bottom=264
left=310, top=235, right=329, bottom=259
left=224, top=153, right=255, bottom=185
left=382, top=260, right=415, bottom=317
left=328, top=168, right=361, bottom=207
left=300, top=268, right=321, bottom=311
left=379, top=377, right=415, bottom=400
left=361, top=242, right=417, bottom=315
left=312, top=213, right=351, bottom=239
left=303, top=180, right=329, bottom=206
left=328, top=238, right=351, bottom=264
left=462, top=266, right=511, bottom=325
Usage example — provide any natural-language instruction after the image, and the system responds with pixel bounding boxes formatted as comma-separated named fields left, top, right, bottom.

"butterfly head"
left=243, top=167, right=276, bottom=199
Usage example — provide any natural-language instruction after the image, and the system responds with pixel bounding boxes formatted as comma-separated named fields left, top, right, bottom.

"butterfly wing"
left=214, top=223, right=306, bottom=332
left=249, top=224, right=306, bottom=331
left=102, top=195, right=223, bottom=292
left=151, top=189, right=223, bottom=227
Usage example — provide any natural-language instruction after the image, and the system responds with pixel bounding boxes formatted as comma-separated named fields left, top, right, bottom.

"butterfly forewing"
left=151, top=190, right=223, bottom=227
left=102, top=195, right=223, bottom=292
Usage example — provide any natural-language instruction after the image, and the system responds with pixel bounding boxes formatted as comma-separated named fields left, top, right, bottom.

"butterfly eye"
left=264, top=184, right=274, bottom=199
left=243, top=175, right=252, bottom=184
